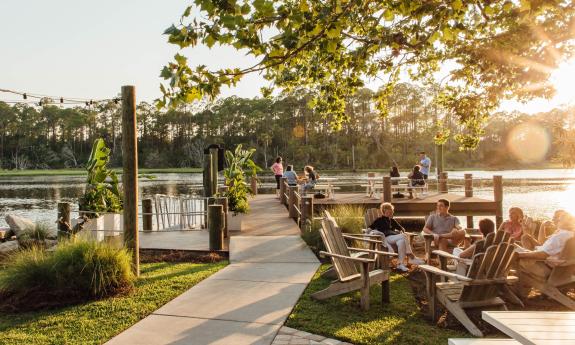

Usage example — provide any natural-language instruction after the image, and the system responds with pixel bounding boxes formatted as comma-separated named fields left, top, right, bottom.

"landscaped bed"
left=287, top=264, right=468, bottom=345
left=0, top=260, right=227, bottom=345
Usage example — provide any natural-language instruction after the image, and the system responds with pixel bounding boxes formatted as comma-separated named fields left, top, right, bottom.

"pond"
left=1, top=169, right=575, bottom=228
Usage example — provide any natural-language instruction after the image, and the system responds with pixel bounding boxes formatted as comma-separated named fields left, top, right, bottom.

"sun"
left=550, top=59, right=575, bottom=105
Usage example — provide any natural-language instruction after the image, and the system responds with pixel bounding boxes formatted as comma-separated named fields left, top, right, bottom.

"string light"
left=0, top=88, right=120, bottom=107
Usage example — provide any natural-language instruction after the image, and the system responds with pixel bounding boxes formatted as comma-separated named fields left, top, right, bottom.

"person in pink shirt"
left=271, top=156, right=283, bottom=198
left=498, top=207, right=526, bottom=241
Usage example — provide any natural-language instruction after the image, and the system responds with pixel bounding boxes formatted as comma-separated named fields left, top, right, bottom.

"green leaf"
left=160, top=66, right=172, bottom=79
left=383, top=9, right=394, bottom=21
left=442, top=27, right=453, bottom=41
left=503, top=1, right=513, bottom=12
left=300, top=0, right=309, bottom=13
left=520, top=0, right=531, bottom=12
left=326, top=27, right=341, bottom=39
left=484, top=6, right=494, bottom=16
left=451, top=0, right=463, bottom=11
left=428, top=31, right=441, bottom=43
left=183, top=6, right=192, bottom=17
left=185, top=87, right=202, bottom=102
left=205, top=35, right=216, bottom=48
left=241, top=3, right=251, bottom=15
left=327, top=40, right=337, bottom=53
left=174, top=53, right=187, bottom=66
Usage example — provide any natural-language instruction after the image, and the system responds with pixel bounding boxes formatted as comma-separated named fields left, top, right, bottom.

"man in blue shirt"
left=419, top=151, right=431, bottom=179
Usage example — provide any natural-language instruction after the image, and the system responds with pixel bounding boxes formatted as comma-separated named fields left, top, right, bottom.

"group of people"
left=367, top=198, right=575, bottom=274
left=271, top=156, right=319, bottom=196
left=390, top=152, right=431, bottom=199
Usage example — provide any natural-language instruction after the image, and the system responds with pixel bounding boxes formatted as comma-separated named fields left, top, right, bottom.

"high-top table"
left=482, top=311, right=575, bottom=345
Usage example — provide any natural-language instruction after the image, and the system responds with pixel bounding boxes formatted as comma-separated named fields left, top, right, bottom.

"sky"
left=0, top=0, right=570, bottom=114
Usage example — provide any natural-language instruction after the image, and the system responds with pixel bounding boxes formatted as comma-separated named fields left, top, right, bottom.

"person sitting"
left=521, top=209, right=566, bottom=249
left=367, top=202, right=425, bottom=272
left=303, top=165, right=318, bottom=192
left=498, top=207, right=527, bottom=241
left=390, top=164, right=404, bottom=198
left=422, top=199, right=466, bottom=252
left=282, top=165, right=298, bottom=187
left=453, top=218, right=495, bottom=259
left=516, top=211, right=575, bottom=280
left=407, top=165, right=425, bottom=199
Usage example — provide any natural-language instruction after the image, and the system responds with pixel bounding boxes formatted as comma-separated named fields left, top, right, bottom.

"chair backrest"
left=461, top=242, right=515, bottom=302
left=471, top=230, right=512, bottom=258
left=320, top=211, right=359, bottom=281
left=364, top=208, right=382, bottom=229
left=547, top=236, right=575, bottom=287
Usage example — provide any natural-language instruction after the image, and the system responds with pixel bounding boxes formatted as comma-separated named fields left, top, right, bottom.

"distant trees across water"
left=1, top=84, right=574, bottom=171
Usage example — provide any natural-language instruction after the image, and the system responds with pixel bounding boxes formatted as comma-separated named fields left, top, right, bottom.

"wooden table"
left=482, top=311, right=575, bottom=345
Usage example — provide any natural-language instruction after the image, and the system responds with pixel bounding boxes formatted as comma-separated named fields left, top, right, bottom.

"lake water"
left=2, top=169, right=575, bottom=228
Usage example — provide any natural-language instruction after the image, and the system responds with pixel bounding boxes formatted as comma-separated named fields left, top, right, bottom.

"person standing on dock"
left=422, top=199, right=466, bottom=251
left=418, top=151, right=431, bottom=179
left=271, top=157, right=284, bottom=198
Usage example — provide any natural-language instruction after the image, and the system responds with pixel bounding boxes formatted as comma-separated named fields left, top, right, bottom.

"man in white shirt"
left=418, top=151, right=431, bottom=179
left=516, top=211, right=575, bottom=277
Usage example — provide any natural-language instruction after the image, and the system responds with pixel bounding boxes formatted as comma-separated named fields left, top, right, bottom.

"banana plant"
left=222, top=145, right=261, bottom=214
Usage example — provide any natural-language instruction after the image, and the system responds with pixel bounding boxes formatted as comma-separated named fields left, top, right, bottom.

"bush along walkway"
left=107, top=194, right=320, bottom=345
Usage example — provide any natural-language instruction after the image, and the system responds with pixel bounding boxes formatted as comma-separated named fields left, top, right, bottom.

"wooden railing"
left=279, top=177, right=314, bottom=231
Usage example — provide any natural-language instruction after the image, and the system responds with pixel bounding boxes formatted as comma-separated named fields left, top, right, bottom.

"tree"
left=159, top=0, right=574, bottom=149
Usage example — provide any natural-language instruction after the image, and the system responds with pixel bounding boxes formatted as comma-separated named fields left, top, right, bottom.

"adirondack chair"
left=420, top=241, right=517, bottom=337
left=311, top=212, right=397, bottom=310
left=363, top=208, right=417, bottom=253
left=516, top=236, right=575, bottom=310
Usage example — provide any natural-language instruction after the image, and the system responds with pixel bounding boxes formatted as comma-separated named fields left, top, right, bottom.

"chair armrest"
left=403, top=232, right=418, bottom=237
left=343, top=232, right=383, bottom=238
left=422, top=233, right=434, bottom=239
left=418, top=264, right=472, bottom=281
left=319, top=251, right=376, bottom=263
left=342, top=234, right=383, bottom=244
left=348, top=247, right=398, bottom=257
left=546, top=258, right=575, bottom=267
left=433, top=250, right=473, bottom=265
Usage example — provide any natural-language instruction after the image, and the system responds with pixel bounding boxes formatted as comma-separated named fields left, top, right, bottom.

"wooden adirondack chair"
left=420, top=241, right=517, bottom=337
left=311, top=212, right=397, bottom=310
left=517, top=236, right=575, bottom=310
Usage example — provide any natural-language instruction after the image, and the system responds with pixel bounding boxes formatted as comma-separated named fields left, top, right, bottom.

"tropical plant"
left=222, top=144, right=261, bottom=214
left=0, top=239, right=134, bottom=311
left=79, top=139, right=123, bottom=217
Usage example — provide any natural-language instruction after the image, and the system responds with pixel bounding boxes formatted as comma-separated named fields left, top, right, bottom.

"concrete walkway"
left=106, top=195, right=320, bottom=345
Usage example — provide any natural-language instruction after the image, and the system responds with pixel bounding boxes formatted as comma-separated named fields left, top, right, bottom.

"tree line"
left=1, top=83, right=574, bottom=172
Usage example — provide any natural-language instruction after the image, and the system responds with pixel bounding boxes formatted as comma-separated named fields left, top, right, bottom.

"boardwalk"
left=106, top=194, right=320, bottom=345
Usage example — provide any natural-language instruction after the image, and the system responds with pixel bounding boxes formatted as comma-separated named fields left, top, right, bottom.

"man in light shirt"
left=418, top=151, right=431, bottom=179
left=422, top=199, right=466, bottom=251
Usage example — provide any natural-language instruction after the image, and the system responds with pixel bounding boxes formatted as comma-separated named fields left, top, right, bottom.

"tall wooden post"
left=494, top=175, right=503, bottom=229
left=121, top=85, right=139, bottom=276
left=142, top=199, right=153, bottom=232
left=439, top=172, right=448, bottom=193
left=280, top=177, right=287, bottom=206
left=208, top=204, right=224, bottom=251
left=209, top=147, right=218, bottom=196
left=57, top=202, right=71, bottom=239
left=288, top=186, right=298, bottom=220
left=436, top=144, right=444, bottom=176
left=464, top=174, right=474, bottom=228
left=203, top=152, right=212, bottom=197
left=250, top=176, right=258, bottom=195
left=301, top=196, right=314, bottom=231
left=212, top=197, right=228, bottom=238
left=383, top=176, right=392, bottom=202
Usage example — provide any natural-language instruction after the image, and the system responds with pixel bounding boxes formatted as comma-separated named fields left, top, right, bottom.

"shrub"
left=328, top=205, right=365, bottom=234
left=0, top=240, right=134, bottom=311
left=17, top=223, right=54, bottom=249
left=301, top=220, right=325, bottom=256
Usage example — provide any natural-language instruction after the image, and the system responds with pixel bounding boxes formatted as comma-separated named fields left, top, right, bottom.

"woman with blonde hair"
left=367, top=202, right=425, bottom=272
left=499, top=207, right=526, bottom=241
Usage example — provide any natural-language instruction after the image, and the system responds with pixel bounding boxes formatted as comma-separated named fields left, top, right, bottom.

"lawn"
left=286, top=264, right=468, bottom=345
left=0, top=261, right=227, bottom=345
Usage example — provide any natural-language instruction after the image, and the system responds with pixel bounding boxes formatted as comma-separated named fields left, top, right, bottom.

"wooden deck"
left=312, top=192, right=498, bottom=217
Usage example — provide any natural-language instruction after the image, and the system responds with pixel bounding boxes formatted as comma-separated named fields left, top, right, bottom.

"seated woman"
left=407, top=165, right=425, bottom=199
left=498, top=207, right=527, bottom=241
left=303, top=165, right=318, bottom=192
left=452, top=218, right=495, bottom=258
left=282, top=165, right=299, bottom=187
left=390, top=164, right=404, bottom=198
left=367, top=202, right=425, bottom=272
left=521, top=210, right=566, bottom=249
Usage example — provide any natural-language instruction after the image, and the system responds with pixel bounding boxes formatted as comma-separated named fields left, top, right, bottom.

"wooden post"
left=301, top=196, right=314, bottom=231
left=288, top=186, right=298, bottom=220
left=208, top=204, right=224, bottom=251
left=121, top=85, right=139, bottom=276
left=209, top=147, right=218, bottom=197
left=57, top=202, right=71, bottom=239
left=280, top=177, right=287, bottom=205
left=383, top=176, right=392, bottom=202
left=250, top=176, right=258, bottom=195
left=203, top=152, right=212, bottom=197
left=213, top=197, right=228, bottom=238
left=142, top=199, right=153, bottom=232
left=494, top=175, right=503, bottom=229
left=464, top=174, right=474, bottom=228
left=439, top=172, right=448, bottom=193
left=436, top=144, right=444, bottom=176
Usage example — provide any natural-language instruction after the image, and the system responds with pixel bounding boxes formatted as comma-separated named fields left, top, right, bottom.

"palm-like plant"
left=222, top=145, right=261, bottom=214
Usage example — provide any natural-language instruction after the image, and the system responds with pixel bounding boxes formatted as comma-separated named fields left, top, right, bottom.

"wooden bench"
left=313, top=184, right=341, bottom=199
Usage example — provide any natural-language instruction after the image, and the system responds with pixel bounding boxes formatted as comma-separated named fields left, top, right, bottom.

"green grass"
left=286, top=265, right=467, bottom=345
left=0, top=167, right=203, bottom=177
left=0, top=261, right=227, bottom=345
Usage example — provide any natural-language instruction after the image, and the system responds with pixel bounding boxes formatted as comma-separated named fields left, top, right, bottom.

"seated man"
left=453, top=218, right=495, bottom=258
left=521, top=209, right=566, bottom=249
left=422, top=199, right=466, bottom=252
left=516, top=211, right=575, bottom=278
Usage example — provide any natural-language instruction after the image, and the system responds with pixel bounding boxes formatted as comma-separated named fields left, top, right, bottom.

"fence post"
left=142, top=199, right=153, bottom=232
left=121, top=85, right=139, bottom=276
left=439, top=172, right=448, bottom=193
left=301, top=196, right=314, bottom=231
left=57, top=202, right=71, bottom=239
left=213, top=197, right=228, bottom=238
left=383, top=176, right=392, bottom=202
left=208, top=204, right=224, bottom=251
left=280, top=178, right=288, bottom=206
left=494, top=175, right=503, bottom=229
left=209, top=147, right=219, bottom=197
left=464, top=174, right=474, bottom=228
left=250, top=176, right=258, bottom=195
left=288, top=186, right=298, bottom=220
